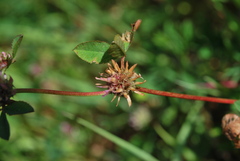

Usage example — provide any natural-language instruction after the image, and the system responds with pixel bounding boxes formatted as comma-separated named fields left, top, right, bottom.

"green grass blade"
left=154, top=123, right=197, bottom=161
left=64, top=113, right=159, bottom=161
left=172, top=101, right=203, bottom=161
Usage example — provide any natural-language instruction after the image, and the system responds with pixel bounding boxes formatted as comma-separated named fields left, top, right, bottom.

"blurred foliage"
left=1, top=0, right=240, bottom=160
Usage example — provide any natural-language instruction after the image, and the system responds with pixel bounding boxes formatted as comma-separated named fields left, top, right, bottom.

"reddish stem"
left=137, top=87, right=237, bottom=104
left=14, top=88, right=106, bottom=96
left=15, top=87, right=237, bottom=104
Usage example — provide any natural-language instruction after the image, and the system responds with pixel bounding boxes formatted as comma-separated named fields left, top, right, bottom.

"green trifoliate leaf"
left=0, top=112, right=10, bottom=140
left=4, top=101, right=34, bottom=115
left=73, top=19, right=142, bottom=64
left=73, top=41, right=125, bottom=64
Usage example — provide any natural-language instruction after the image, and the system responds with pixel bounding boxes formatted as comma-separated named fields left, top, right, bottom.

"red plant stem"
left=15, top=87, right=238, bottom=104
left=14, top=88, right=106, bottom=96
left=137, top=87, right=237, bottom=104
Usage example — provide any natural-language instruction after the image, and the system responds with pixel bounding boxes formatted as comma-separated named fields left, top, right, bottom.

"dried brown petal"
left=128, top=64, right=137, bottom=74
left=134, top=80, right=146, bottom=85
left=123, top=92, right=132, bottom=107
left=121, top=57, right=125, bottom=70
left=111, top=59, right=121, bottom=72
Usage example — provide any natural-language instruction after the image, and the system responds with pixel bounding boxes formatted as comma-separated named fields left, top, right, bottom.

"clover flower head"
left=95, top=57, right=146, bottom=106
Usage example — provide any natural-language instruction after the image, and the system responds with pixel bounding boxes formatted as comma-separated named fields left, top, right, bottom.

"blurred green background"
left=1, top=0, right=240, bottom=160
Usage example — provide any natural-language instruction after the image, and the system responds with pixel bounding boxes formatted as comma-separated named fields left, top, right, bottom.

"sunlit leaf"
left=4, top=101, right=34, bottom=115
left=11, top=34, right=23, bottom=58
left=73, top=41, right=125, bottom=64
left=73, top=41, right=110, bottom=64
left=73, top=20, right=141, bottom=64
left=0, top=112, right=10, bottom=140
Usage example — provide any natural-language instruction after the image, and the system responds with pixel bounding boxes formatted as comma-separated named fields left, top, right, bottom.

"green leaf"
left=73, top=41, right=125, bottom=64
left=73, top=41, right=110, bottom=64
left=4, top=101, right=34, bottom=115
left=73, top=20, right=141, bottom=64
left=101, top=41, right=125, bottom=63
left=11, top=34, right=23, bottom=58
left=113, top=34, right=127, bottom=51
left=0, top=112, right=10, bottom=140
left=233, top=100, right=240, bottom=112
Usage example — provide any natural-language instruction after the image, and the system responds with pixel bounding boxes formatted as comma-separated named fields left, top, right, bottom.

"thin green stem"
left=14, top=88, right=106, bottom=96
left=137, top=87, right=237, bottom=104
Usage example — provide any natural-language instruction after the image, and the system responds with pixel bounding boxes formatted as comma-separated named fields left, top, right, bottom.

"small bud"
left=222, top=113, right=240, bottom=148
left=131, top=19, right=142, bottom=32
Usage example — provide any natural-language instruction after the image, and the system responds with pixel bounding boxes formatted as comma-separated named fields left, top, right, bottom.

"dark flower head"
left=0, top=72, right=15, bottom=108
left=95, top=57, right=146, bottom=106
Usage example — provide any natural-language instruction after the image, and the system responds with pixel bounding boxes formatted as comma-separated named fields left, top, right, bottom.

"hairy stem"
left=137, top=87, right=237, bottom=104
left=14, top=88, right=106, bottom=96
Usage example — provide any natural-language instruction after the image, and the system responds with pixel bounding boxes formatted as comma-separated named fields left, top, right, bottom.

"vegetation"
left=1, top=0, right=240, bottom=160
